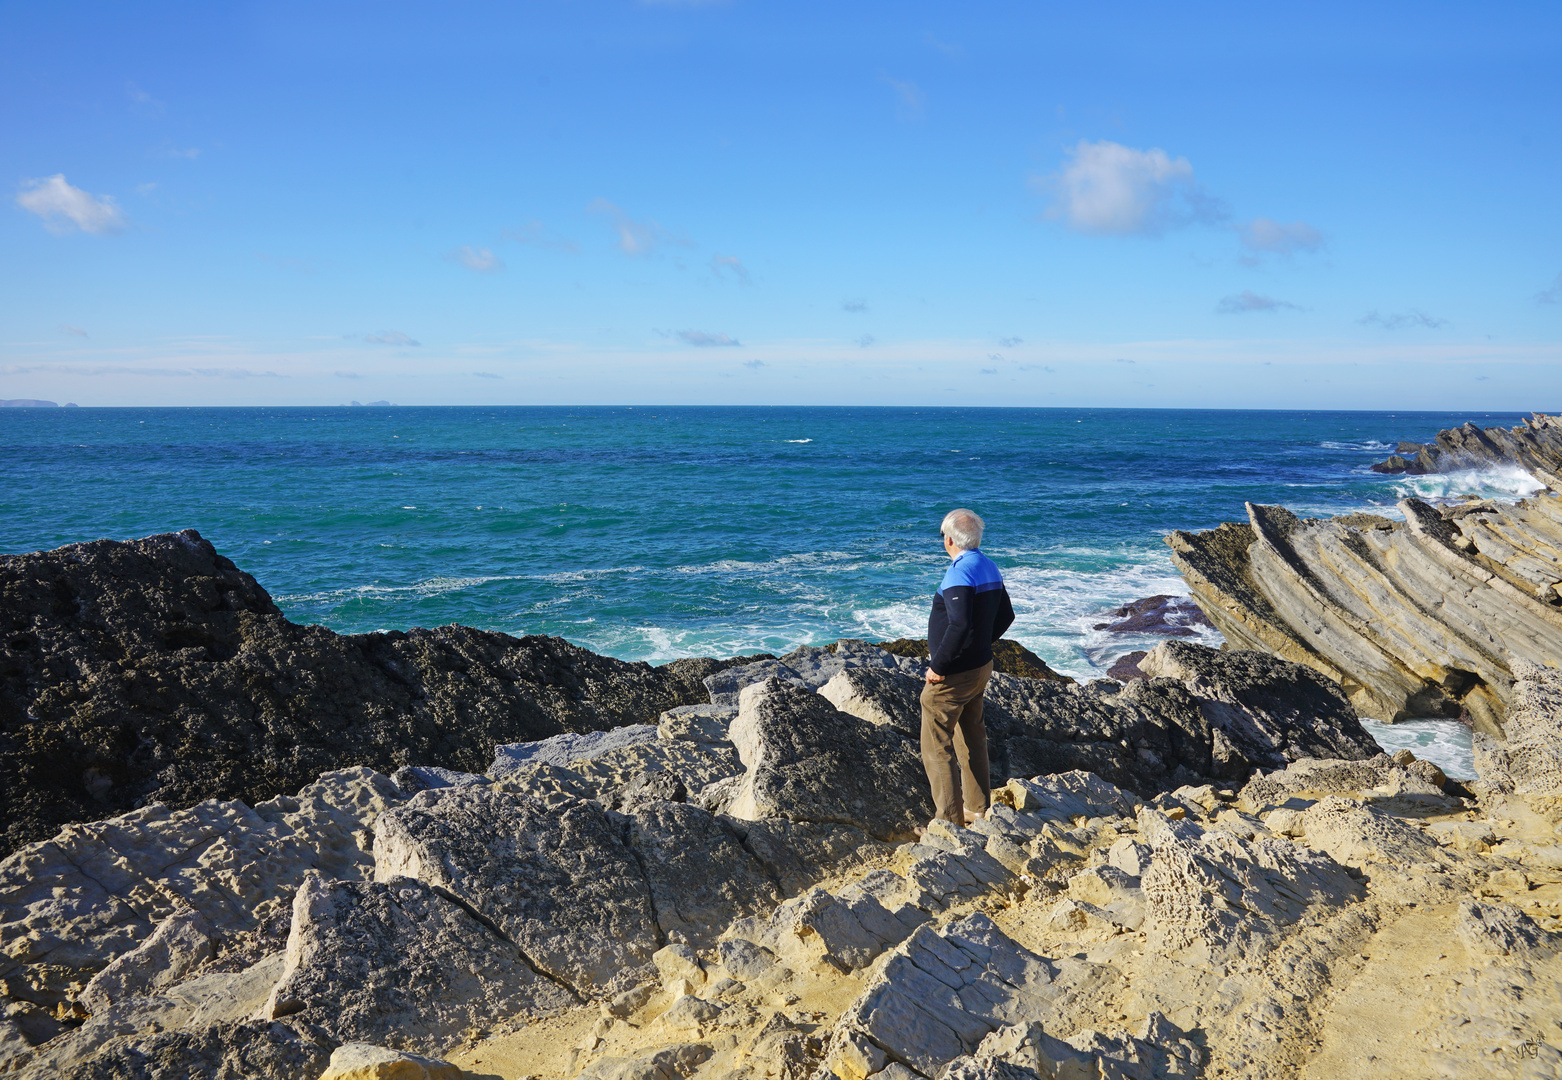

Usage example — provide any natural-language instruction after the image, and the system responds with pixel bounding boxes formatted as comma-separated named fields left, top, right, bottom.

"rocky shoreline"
left=1370, top=412, right=1562, bottom=484
left=3, top=527, right=1561, bottom=1079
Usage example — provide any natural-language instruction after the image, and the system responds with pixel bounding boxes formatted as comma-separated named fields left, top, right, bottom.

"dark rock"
left=607, top=767, right=689, bottom=812
left=873, top=638, right=1074, bottom=683
left=1090, top=595, right=1213, bottom=637
left=54, top=1019, right=336, bottom=1080
left=1136, top=640, right=1381, bottom=767
left=1370, top=455, right=1409, bottom=474
left=1106, top=651, right=1148, bottom=682
left=0, top=531, right=736, bottom=857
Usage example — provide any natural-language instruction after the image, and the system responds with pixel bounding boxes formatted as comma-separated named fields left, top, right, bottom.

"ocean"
left=3, top=405, right=1539, bottom=777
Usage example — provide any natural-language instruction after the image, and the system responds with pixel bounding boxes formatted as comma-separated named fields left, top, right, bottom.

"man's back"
left=927, top=548, right=1015, bottom=676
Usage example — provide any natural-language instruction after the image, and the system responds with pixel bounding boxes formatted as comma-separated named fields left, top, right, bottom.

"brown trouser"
left=919, top=661, right=993, bottom=824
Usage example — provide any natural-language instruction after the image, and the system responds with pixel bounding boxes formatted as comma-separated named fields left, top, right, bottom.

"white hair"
left=941, top=508, right=985, bottom=550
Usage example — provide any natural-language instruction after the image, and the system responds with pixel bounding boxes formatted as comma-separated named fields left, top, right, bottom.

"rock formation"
left=1370, top=412, right=1562, bottom=484
left=1167, top=491, right=1562, bottom=734
left=0, top=531, right=745, bottom=857
left=6, top=531, right=1562, bottom=1079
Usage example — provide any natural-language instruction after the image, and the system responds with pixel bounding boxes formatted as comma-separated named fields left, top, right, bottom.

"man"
left=921, top=508, right=1015, bottom=826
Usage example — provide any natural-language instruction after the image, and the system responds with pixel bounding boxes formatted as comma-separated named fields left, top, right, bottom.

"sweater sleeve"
left=992, top=587, right=1015, bottom=641
left=928, top=585, right=974, bottom=675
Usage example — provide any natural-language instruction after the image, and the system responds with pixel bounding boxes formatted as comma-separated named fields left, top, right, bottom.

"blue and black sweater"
left=927, top=548, right=1016, bottom=676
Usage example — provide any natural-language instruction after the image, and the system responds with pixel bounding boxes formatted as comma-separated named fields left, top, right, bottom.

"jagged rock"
left=0, top=530, right=730, bottom=857
left=704, top=659, right=808, bottom=708
left=318, top=1042, right=462, bottom=1080
left=626, top=802, right=780, bottom=948
left=749, top=879, right=928, bottom=971
left=51, top=1019, right=337, bottom=1080
left=1367, top=413, right=1562, bottom=482
left=717, top=817, right=890, bottom=895
left=942, top=1013, right=1204, bottom=1080
left=829, top=913, right=1069, bottom=1076
left=998, top=770, right=1141, bottom=822
left=1473, top=660, right=1562, bottom=797
left=265, top=873, right=575, bottom=1048
left=1454, top=899, right=1556, bottom=959
left=725, top=678, right=930, bottom=842
left=1106, top=650, right=1148, bottom=681
left=1137, top=640, right=1380, bottom=767
left=1091, top=594, right=1214, bottom=637
left=372, top=787, right=660, bottom=992
left=872, top=638, right=1074, bottom=683
left=390, top=766, right=490, bottom=797
left=817, top=667, right=922, bottom=737
left=1140, top=807, right=1365, bottom=966
left=1298, top=796, right=1443, bottom=868
left=656, top=706, right=736, bottom=746
left=80, top=908, right=214, bottom=1014
left=1166, top=497, right=1562, bottom=733
left=575, top=1042, right=713, bottom=1080
left=489, top=725, right=660, bottom=774
left=1239, top=754, right=1450, bottom=808
left=0, top=769, right=394, bottom=1013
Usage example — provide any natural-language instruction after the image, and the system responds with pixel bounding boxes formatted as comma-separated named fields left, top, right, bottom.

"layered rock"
left=1370, top=412, right=1562, bottom=484
left=0, top=531, right=731, bottom=856
left=1167, top=494, right=1562, bottom=733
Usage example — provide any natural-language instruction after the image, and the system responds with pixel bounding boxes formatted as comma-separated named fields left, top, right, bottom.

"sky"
left=2, top=1, right=1560, bottom=409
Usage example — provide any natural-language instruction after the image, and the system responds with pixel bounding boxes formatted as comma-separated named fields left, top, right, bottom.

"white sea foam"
left=1320, top=439, right=1395, bottom=451
left=1386, top=465, right=1545, bottom=504
left=1360, top=719, right=1476, bottom=780
left=785, top=438, right=812, bottom=443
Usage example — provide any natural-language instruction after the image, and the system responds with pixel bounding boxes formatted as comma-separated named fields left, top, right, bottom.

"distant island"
left=345, top=400, right=396, bottom=407
left=0, top=400, right=77, bottom=408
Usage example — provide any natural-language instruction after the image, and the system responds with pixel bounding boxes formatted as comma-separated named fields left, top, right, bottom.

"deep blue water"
left=0, top=406, right=1541, bottom=680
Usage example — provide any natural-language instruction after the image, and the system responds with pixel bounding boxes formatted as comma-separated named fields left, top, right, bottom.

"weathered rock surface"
left=318, top=1042, right=462, bottom=1080
left=1167, top=494, right=1562, bottom=733
left=265, top=873, right=576, bottom=1047
left=1473, top=660, right=1562, bottom=798
left=1091, top=594, right=1214, bottom=638
left=725, top=678, right=931, bottom=842
left=0, top=767, right=399, bottom=1015
left=1369, top=412, right=1562, bottom=484
left=45, top=1019, right=337, bottom=1080
left=871, top=639, right=1075, bottom=683
left=372, top=787, right=661, bottom=992
left=0, top=531, right=732, bottom=856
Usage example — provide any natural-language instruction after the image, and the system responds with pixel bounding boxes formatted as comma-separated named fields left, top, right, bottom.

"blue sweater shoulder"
left=939, top=550, right=1005, bottom=594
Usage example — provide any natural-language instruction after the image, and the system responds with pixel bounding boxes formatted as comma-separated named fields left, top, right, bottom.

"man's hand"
left=925, top=668, right=945, bottom=684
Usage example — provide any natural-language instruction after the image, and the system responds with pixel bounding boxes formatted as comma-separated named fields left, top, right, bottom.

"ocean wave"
left=275, top=574, right=521, bottom=604
left=1387, top=465, right=1545, bottom=504
left=1319, top=440, right=1395, bottom=451
left=1359, top=719, right=1475, bottom=779
left=785, top=438, right=812, bottom=443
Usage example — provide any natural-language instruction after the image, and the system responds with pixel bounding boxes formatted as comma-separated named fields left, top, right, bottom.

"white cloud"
left=1217, top=291, right=1301, bottom=314
left=710, top=254, right=750, bottom=284
left=1039, top=141, right=1224, bottom=236
left=503, top=220, right=579, bottom=254
left=1239, top=217, right=1323, bottom=257
left=60, top=325, right=87, bottom=337
left=742, top=358, right=765, bottom=369
left=16, top=175, right=127, bottom=235
left=1536, top=272, right=1562, bottom=305
left=857, top=334, right=875, bottom=348
left=472, top=371, right=502, bottom=379
left=334, top=370, right=364, bottom=379
left=998, top=336, right=1023, bottom=347
left=1359, top=309, right=1448, bottom=330
left=449, top=245, right=504, bottom=273
left=924, top=33, right=965, bottom=60
left=364, top=331, right=420, bottom=346
left=881, top=75, right=924, bottom=118
left=678, top=329, right=741, bottom=347
left=587, top=198, right=688, bottom=256
left=842, top=298, right=867, bottom=313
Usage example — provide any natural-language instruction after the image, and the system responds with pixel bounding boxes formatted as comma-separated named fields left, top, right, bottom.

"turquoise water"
left=0, top=406, right=1540, bottom=683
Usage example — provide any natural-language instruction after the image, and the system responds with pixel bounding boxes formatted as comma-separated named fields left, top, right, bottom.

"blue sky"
left=3, top=1, right=1560, bottom=408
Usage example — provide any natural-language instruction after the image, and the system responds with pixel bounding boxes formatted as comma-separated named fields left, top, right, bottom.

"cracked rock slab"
left=266, top=873, right=575, bottom=1049
left=372, top=786, right=659, bottom=993
left=725, top=678, right=930, bottom=842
